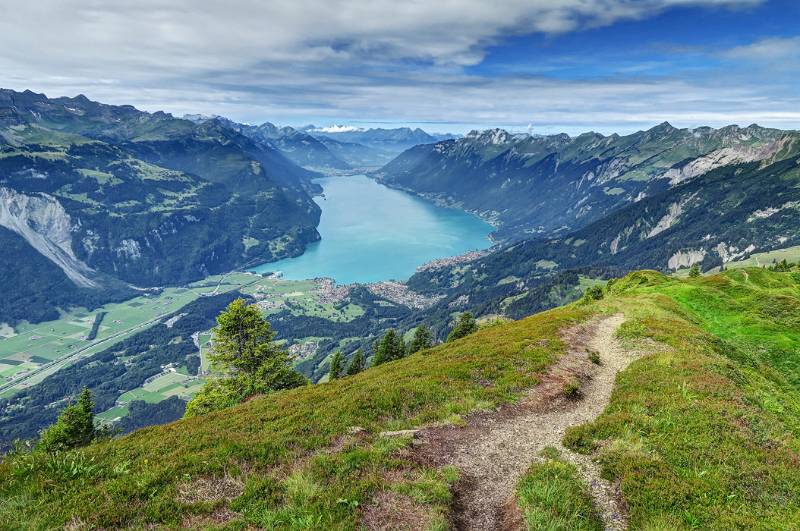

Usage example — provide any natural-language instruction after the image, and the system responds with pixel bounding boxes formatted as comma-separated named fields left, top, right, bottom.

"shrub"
left=562, top=379, right=581, bottom=399
left=583, top=285, right=604, bottom=301
left=38, top=388, right=96, bottom=452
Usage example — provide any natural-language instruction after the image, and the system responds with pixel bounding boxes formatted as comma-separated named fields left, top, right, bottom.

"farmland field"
left=93, top=275, right=367, bottom=422
left=720, top=244, right=800, bottom=269
left=0, top=272, right=263, bottom=398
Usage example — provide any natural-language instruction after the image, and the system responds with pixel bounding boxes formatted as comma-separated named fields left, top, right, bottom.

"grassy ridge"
left=565, top=269, right=800, bottom=529
left=1, top=268, right=799, bottom=529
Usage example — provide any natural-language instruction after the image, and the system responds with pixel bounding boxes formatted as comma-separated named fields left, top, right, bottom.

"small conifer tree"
left=447, top=312, right=478, bottom=342
left=329, top=351, right=344, bottom=380
left=39, top=387, right=96, bottom=451
left=346, top=348, right=366, bottom=375
left=408, top=324, right=433, bottom=353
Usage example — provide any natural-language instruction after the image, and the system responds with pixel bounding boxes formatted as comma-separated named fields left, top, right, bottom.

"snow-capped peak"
left=311, top=124, right=365, bottom=134
left=465, top=128, right=513, bottom=145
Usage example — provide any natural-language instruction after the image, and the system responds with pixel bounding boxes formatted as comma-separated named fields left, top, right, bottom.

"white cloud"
left=723, top=36, right=800, bottom=62
left=0, top=0, right=791, bottom=134
left=0, top=0, right=762, bottom=73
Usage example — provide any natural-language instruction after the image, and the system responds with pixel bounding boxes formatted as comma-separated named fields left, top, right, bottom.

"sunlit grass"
left=0, top=303, right=587, bottom=528
left=2, top=267, right=799, bottom=529
left=516, top=451, right=603, bottom=531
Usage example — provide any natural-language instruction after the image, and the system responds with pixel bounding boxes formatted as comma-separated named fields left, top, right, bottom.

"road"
left=0, top=310, right=175, bottom=395
left=0, top=274, right=262, bottom=396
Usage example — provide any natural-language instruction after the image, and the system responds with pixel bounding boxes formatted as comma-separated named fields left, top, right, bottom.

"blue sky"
left=1, top=0, right=798, bottom=134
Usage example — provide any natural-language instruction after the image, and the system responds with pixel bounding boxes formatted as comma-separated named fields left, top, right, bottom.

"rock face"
left=667, top=249, right=707, bottom=270
left=0, top=187, right=96, bottom=287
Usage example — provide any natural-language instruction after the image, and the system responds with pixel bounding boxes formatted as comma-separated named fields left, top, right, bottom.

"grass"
left=565, top=268, right=800, bottom=529
left=719, top=244, right=800, bottom=271
left=0, top=302, right=587, bottom=529
left=562, top=379, right=582, bottom=399
left=516, top=451, right=603, bottom=531
left=2, top=267, right=799, bottom=529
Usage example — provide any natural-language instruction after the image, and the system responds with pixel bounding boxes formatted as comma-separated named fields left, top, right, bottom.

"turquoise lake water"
left=252, top=175, right=493, bottom=284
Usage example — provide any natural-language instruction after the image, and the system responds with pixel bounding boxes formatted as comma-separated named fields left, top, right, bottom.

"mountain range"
left=374, top=122, right=800, bottom=339
left=376, top=123, right=798, bottom=240
left=0, top=89, right=322, bottom=323
left=0, top=89, right=465, bottom=324
left=2, top=89, right=800, bottom=454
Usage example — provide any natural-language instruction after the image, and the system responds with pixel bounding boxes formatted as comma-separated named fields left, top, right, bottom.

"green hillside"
left=1, top=267, right=799, bottom=529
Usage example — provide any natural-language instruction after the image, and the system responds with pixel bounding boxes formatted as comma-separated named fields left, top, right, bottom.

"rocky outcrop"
left=0, top=187, right=97, bottom=287
left=663, top=135, right=792, bottom=185
left=667, top=249, right=707, bottom=270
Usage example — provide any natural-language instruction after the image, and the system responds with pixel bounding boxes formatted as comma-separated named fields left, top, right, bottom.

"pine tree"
left=185, top=298, right=307, bottom=417
left=408, top=324, right=433, bottom=353
left=39, top=387, right=96, bottom=451
left=346, top=348, right=366, bottom=376
left=329, top=351, right=344, bottom=380
left=447, top=312, right=478, bottom=342
left=373, top=329, right=406, bottom=365
left=209, top=298, right=281, bottom=376
left=689, top=264, right=701, bottom=278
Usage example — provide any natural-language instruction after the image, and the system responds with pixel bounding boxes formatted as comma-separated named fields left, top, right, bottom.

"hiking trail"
left=413, top=314, right=636, bottom=530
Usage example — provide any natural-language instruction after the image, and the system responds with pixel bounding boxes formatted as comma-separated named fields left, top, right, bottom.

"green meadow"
left=2, top=267, right=798, bottom=529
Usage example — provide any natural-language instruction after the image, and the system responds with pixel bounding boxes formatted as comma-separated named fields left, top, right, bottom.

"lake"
left=252, top=174, right=493, bottom=283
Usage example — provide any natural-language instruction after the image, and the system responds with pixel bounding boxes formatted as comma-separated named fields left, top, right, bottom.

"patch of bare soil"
left=406, top=314, right=636, bottom=530
left=176, top=474, right=245, bottom=505
left=180, top=506, right=240, bottom=529
left=360, top=491, right=439, bottom=531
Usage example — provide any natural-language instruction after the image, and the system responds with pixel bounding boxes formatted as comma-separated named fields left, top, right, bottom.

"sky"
left=1, top=0, right=799, bottom=135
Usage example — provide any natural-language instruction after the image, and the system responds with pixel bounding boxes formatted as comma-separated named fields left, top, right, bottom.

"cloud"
left=1, top=0, right=791, bottom=134
left=723, top=36, right=800, bottom=62
left=0, top=0, right=763, bottom=72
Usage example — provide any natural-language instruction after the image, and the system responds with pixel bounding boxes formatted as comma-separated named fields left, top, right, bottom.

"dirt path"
left=412, top=314, right=635, bottom=530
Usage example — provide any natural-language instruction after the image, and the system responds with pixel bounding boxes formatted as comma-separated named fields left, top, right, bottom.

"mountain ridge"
left=0, top=89, right=323, bottom=324
left=2, top=267, right=798, bottom=529
left=375, top=121, right=798, bottom=240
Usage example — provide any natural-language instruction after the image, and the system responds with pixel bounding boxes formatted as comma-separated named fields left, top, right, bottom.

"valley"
left=3, top=97, right=800, bottom=447
left=0, top=173, right=496, bottom=441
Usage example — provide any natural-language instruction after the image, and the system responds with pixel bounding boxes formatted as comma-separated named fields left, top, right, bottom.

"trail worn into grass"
left=412, top=314, right=634, bottom=530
